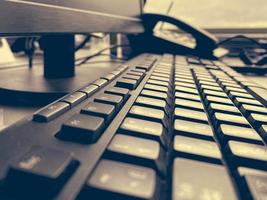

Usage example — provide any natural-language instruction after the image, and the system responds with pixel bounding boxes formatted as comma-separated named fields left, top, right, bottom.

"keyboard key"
left=127, top=71, right=144, bottom=77
left=135, top=96, right=169, bottom=114
left=136, top=64, right=152, bottom=71
left=237, top=167, right=267, bottom=177
left=147, top=79, right=169, bottom=87
left=129, top=105, right=168, bottom=128
left=227, top=141, right=267, bottom=170
left=213, top=112, right=250, bottom=127
left=92, top=79, right=108, bottom=87
left=175, top=82, right=196, bottom=89
left=244, top=174, right=267, bottom=200
left=33, top=102, right=70, bottom=122
left=123, top=74, right=141, bottom=81
left=141, top=89, right=168, bottom=102
left=234, top=97, right=262, bottom=107
left=240, top=104, right=267, bottom=115
left=248, top=113, right=267, bottom=126
left=120, top=117, right=167, bottom=147
left=61, top=92, right=86, bottom=107
left=202, top=89, right=228, bottom=98
left=105, top=87, right=130, bottom=99
left=174, top=119, right=213, bottom=140
left=79, top=85, right=98, bottom=96
left=205, top=96, right=233, bottom=105
left=116, top=78, right=137, bottom=90
left=174, top=107, right=208, bottom=124
left=247, top=86, right=267, bottom=106
left=101, top=73, right=116, bottom=81
left=85, top=160, right=159, bottom=200
left=175, top=98, right=204, bottom=111
left=173, top=135, right=222, bottom=164
left=106, top=134, right=166, bottom=175
left=229, top=91, right=254, bottom=99
left=175, top=92, right=201, bottom=102
left=217, top=124, right=263, bottom=145
left=81, top=102, right=115, bottom=122
left=5, top=146, right=77, bottom=198
left=209, top=103, right=240, bottom=115
left=175, top=86, right=198, bottom=94
left=95, top=94, right=123, bottom=109
left=172, top=158, right=238, bottom=200
left=150, top=75, right=170, bottom=83
left=61, top=114, right=105, bottom=143
left=144, top=84, right=169, bottom=93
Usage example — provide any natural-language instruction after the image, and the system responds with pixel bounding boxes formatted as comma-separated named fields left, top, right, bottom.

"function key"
left=79, top=85, right=98, bottom=96
left=106, top=134, right=166, bottom=176
left=60, top=114, right=105, bottom=143
left=33, top=102, right=70, bottom=122
left=92, top=79, right=108, bottom=87
left=172, top=158, right=238, bottom=200
left=173, top=135, right=222, bottom=164
left=84, top=160, right=159, bottom=200
left=61, top=92, right=86, bottom=107
left=4, top=146, right=77, bottom=199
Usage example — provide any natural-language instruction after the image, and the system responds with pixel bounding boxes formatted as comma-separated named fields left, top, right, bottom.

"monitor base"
left=0, top=64, right=115, bottom=106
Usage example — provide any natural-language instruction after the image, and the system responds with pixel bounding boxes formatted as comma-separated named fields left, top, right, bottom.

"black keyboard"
left=0, top=53, right=267, bottom=200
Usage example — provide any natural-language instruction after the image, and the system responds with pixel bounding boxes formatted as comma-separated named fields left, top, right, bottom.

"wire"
left=217, top=35, right=266, bottom=49
left=76, top=44, right=129, bottom=66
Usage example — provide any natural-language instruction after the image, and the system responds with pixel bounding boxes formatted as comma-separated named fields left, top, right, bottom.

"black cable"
left=76, top=44, right=129, bottom=66
left=217, top=35, right=266, bottom=49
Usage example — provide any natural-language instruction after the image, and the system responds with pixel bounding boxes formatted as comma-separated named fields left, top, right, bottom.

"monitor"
left=0, top=0, right=144, bottom=105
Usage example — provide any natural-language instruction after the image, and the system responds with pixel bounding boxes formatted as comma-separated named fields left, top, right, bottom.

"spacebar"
left=247, top=86, right=267, bottom=106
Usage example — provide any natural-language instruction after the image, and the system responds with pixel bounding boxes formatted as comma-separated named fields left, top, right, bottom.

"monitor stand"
left=0, top=34, right=107, bottom=106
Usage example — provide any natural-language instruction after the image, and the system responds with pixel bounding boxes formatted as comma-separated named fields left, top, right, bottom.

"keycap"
left=247, top=86, right=267, bottom=106
left=173, top=135, right=222, bottom=164
left=101, top=73, right=116, bottom=81
left=209, top=103, right=240, bottom=115
left=147, top=79, right=169, bottom=87
left=205, top=95, right=233, bottom=105
left=144, top=84, right=169, bottom=93
left=84, top=160, right=159, bottom=200
left=175, top=92, right=201, bottom=102
left=248, top=113, right=267, bottom=126
left=174, top=107, right=208, bottom=124
left=175, top=86, right=198, bottom=94
left=135, top=96, right=168, bottom=114
left=259, top=125, right=267, bottom=139
left=129, top=105, right=168, bottom=128
left=172, top=158, right=238, bottom=200
left=141, top=90, right=168, bottom=102
left=105, top=87, right=130, bottom=99
left=33, top=102, right=70, bottom=122
left=240, top=104, right=267, bottom=115
left=120, top=117, right=167, bottom=147
left=106, top=134, right=166, bottom=175
left=213, top=112, right=250, bottom=127
left=81, top=102, right=115, bottom=122
left=227, top=141, right=267, bottom=170
left=95, top=94, right=123, bottom=109
left=225, top=86, right=247, bottom=94
left=200, top=84, right=223, bottom=92
left=174, top=119, right=213, bottom=140
left=234, top=97, right=262, bottom=107
left=116, top=78, right=137, bottom=90
left=217, top=124, right=263, bottom=145
left=127, top=71, right=144, bottom=77
left=244, top=174, right=267, bottom=200
left=4, top=146, right=77, bottom=198
left=152, top=72, right=170, bottom=78
left=61, top=92, right=87, bottom=107
left=79, top=85, right=98, bottom=96
left=229, top=91, right=254, bottom=99
left=175, top=82, right=196, bottom=89
left=150, top=75, right=169, bottom=83
left=237, top=167, right=267, bottom=177
left=92, top=79, right=108, bottom=87
left=123, top=74, right=142, bottom=82
left=136, top=64, right=152, bottom=71
left=175, top=98, right=204, bottom=111
left=202, top=89, right=228, bottom=98
left=61, top=114, right=105, bottom=143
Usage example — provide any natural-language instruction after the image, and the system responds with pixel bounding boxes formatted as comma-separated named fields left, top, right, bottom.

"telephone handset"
left=129, top=13, right=219, bottom=58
